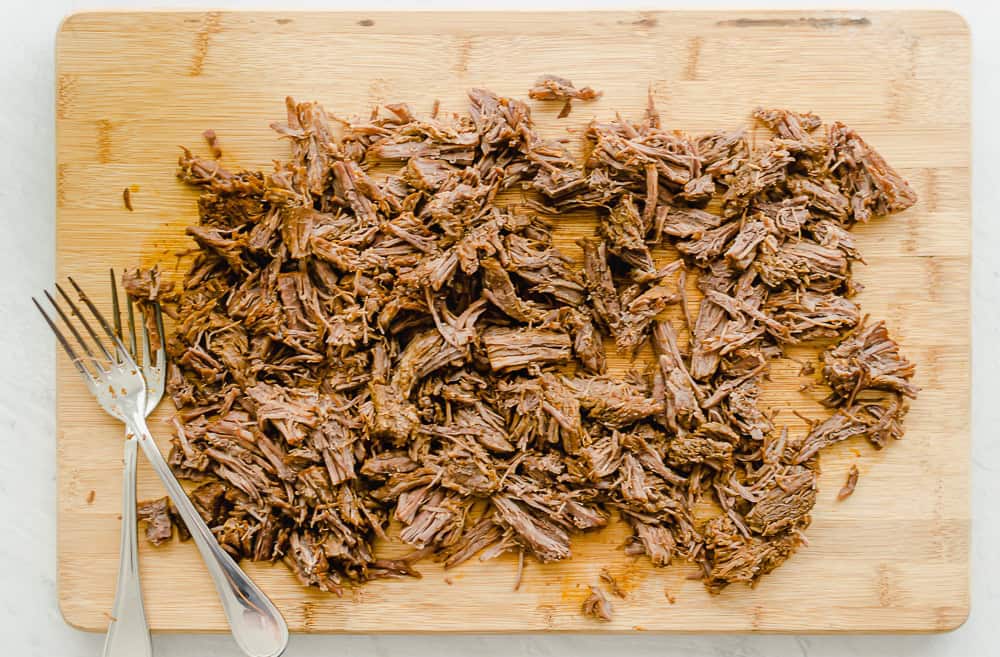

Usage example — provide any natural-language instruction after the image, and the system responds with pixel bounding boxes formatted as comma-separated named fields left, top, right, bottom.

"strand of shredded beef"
left=133, top=84, right=918, bottom=597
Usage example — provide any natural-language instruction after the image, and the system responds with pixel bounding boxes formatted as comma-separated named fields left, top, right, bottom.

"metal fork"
left=101, top=270, right=162, bottom=657
left=36, top=277, right=288, bottom=657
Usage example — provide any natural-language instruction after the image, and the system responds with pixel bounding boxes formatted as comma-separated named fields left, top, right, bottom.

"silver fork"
left=36, top=277, right=289, bottom=657
left=101, top=270, right=162, bottom=657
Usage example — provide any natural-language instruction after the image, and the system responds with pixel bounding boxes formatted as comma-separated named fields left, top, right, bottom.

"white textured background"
left=1, top=0, right=994, bottom=655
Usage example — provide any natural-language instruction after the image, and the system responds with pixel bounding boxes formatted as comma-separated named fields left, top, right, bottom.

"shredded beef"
left=142, top=83, right=918, bottom=600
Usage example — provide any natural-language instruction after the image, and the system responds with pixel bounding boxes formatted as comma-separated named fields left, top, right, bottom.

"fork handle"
left=127, top=416, right=289, bottom=657
left=103, top=436, right=152, bottom=657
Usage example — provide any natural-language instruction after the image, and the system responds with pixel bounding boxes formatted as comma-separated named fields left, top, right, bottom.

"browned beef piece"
left=492, top=495, right=571, bottom=562
left=838, top=465, right=860, bottom=501
left=756, top=239, right=848, bottom=288
left=793, top=395, right=909, bottom=463
left=582, top=585, right=614, bottom=621
left=667, top=423, right=737, bottom=467
left=556, top=308, right=607, bottom=374
left=765, top=289, right=860, bottom=340
left=744, top=467, right=817, bottom=536
left=564, top=376, right=662, bottom=429
left=393, top=330, right=469, bottom=395
left=681, top=174, right=716, bottom=204
left=369, top=382, right=420, bottom=444
left=724, top=220, right=768, bottom=270
left=702, top=516, right=803, bottom=593
left=360, top=452, right=420, bottom=478
left=616, top=280, right=679, bottom=356
left=190, top=481, right=228, bottom=525
left=821, top=320, right=918, bottom=405
left=753, top=107, right=825, bottom=158
left=579, top=236, right=677, bottom=355
left=482, top=327, right=572, bottom=373
left=790, top=176, right=851, bottom=221
left=137, top=497, right=174, bottom=546
left=827, top=122, right=918, bottom=223
left=122, top=266, right=174, bottom=303
left=529, top=75, right=602, bottom=101
left=480, top=257, right=546, bottom=323
left=755, top=197, right=810, bottom=236
left=441, top=516, right=507, bottom=569
left=722, top=145, right=794, bottom=217
left=580, top=237, right=622, bottom=331
left=651, top=320, right=705, bottom=431
left=655, top=205, right=723, bottom=242
left=403, top=157, right=457, bottom=191
left=285, top=531, right=342, bottom=594
left=586, top=116, right=699, bottom=188
left=624, top=517, right=676, bottom=567
left=602, top=195, right=655, bottom=274
left=721, top=378, right=772, bottom=441
left=809, top=218, right=861, bottom=259
left=676, top=221, right=741, bottom=264
left=696, top=129, right=748, bottom=177
left=690, top=297, right=727, bottom=380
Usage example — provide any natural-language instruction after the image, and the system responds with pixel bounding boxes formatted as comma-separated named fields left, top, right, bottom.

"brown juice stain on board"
left=189, top=11, right=222, bottom=76
left=454, top=37, right=472, bottom=76
left=601, top=558, right=646, bottom=598
left=276, top=18, right=293, bottom=25
left=97, top=119, right=113, bottom=163
left=683, top=36, right=703, bottom=81
left=358, top=19, right=375, bottom=27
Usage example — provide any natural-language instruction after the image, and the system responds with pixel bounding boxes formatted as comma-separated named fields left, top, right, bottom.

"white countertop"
left=1, top=0, right=995, bottom=655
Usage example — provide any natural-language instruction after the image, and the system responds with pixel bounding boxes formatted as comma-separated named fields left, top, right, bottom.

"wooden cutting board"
left=55, top=10, right=970, bottom=633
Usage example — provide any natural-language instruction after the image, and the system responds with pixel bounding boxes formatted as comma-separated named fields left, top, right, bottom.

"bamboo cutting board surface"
left=55, top=10, right=970, bottom=633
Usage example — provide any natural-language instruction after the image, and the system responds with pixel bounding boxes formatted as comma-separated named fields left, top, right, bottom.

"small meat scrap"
left=838, top=464, right=860, bottom=501
left=529, top=74, right=602, bottom=101
left=600, top=567, right=626, bottom=598
left=793, top=395, right=909, bottom=463
left=121, top=266, right=174, bottom=303
left=582, top=585, right=614, bottom=621
left=137, top=497, right=174, bottom=546
left=145, top=82, right=918, bottom=599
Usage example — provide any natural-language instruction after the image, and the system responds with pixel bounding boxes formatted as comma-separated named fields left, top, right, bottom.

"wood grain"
left=55, top=10, right=970, bottom=633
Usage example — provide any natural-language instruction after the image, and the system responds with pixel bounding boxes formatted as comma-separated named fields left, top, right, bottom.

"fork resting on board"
left=36, top=277, right=288, bottom=657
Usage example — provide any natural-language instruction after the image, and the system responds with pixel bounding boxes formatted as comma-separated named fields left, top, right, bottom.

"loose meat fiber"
left=146, top=85, right=917, bottom=598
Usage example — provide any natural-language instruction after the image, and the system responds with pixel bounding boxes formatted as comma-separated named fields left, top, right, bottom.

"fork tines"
left=34, top=276, right=138, bottom=383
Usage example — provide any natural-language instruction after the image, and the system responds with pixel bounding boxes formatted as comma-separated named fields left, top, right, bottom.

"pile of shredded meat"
left=133, top=80, right=918, bottom=598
